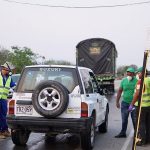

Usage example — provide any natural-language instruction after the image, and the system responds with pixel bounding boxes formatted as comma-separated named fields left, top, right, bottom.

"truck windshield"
left=17, top=67, right=79, bottom=93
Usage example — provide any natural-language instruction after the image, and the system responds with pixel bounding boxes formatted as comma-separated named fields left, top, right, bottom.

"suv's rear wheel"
left=45, top=133, right=57, bottom=144
left=80, top=118, right=95, bottom=150
left=98, top=107, right=109, bottom=133
left=11, top=129, right=30, bottom=145
left=32, top=81, right=69, bottom=118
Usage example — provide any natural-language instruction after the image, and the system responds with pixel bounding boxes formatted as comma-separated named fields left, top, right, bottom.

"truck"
left=76, top=38, right=118, bottom=94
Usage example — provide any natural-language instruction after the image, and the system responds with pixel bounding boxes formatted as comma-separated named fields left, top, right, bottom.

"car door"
left=80, top=69, right=103, bottom=125
left=88, top=71, right=105, bottom=125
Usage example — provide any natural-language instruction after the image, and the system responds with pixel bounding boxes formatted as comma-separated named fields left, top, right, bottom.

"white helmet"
left=1, top=62, right=15, bottom=70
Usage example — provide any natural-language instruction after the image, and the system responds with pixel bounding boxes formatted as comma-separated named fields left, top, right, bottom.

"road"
left=0, top=80, right=150, bottom=150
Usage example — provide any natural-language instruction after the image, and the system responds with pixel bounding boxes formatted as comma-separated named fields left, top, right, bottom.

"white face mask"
left=136, top=74, right=139, bottom=80
left=127, top=76, right=133, bottom=81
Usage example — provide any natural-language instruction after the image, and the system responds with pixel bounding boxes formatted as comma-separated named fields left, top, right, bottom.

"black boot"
left=115, top=133, right=126, bottom=138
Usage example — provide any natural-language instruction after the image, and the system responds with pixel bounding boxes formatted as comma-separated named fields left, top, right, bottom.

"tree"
left=117, top=65, right=127, bottom=77
left=0, top=46, right=10, bottom=65
left=1, top=45, right=72, bottom=73
left=129, top=64, right=138, bottom=71
left=117, top=64, right=138, bottom=78
left=8, top=46, right=38, bottom=73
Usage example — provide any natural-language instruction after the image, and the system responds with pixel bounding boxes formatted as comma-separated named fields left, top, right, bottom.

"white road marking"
left=121, top=129, right=134, bottom=150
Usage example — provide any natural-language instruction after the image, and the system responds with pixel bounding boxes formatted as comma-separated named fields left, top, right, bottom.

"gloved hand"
left=128, top=105, right=134, bottom=112
left=9, top=88, right=14, bottom=93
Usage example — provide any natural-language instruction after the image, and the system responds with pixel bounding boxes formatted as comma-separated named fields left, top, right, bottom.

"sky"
left=0, top=0, right=150, bottom=68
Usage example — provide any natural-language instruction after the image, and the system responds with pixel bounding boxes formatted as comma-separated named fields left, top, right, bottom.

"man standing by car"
left=0, top=62, right=16, bottom=139
left=115, top=67, right=137, bottom=138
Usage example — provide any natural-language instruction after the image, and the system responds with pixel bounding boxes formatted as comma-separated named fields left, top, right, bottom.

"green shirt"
left=120, top=77, right=137, bottom=103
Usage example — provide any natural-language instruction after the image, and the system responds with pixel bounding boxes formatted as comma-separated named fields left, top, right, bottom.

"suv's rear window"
left=17, top=67, right=79, bottom=93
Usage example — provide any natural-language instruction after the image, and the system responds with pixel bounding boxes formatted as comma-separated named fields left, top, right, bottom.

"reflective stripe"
left=142, top=100, right=150, bottom=103
left=0, top=87, right=10, bottom=90
left=135, top=100, right=150, bottom=106
left=0, top=92, right=8, bottom=96
left=5, top=87, right=10, bottom=90
left=143, top=93, right=150, bottom=97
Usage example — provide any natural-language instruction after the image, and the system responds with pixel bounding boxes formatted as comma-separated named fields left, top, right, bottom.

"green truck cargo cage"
left=76, top=38, right=118, bottom=94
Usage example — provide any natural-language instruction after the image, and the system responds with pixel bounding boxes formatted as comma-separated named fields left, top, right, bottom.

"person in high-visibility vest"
left=128, top=67, right=150, bottom=146
left=0, top=62, right=16, bottom=139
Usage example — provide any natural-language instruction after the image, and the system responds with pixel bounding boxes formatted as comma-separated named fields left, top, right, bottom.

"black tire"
left=98, top=107, right=109, bottom=133
left=11, top=129, right=30, bottom=145
left=67, top=134, right=80, bottom=149
left=32, top=80, right=69, bottom=118
left=45, top=133, right=56, bottom=144
left=80, top=118, right=95, bottom=150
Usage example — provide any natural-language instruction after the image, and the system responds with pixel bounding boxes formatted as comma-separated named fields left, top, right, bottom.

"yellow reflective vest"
left=0, top=73, right=11, bottom=99
left=135, top=77, right=150, bottom=107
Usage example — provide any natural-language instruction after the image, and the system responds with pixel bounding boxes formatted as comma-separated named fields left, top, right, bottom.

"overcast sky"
left=0, top=0, right=150, bottom=67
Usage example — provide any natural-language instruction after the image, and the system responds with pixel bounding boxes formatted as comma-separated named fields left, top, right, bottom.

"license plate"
left=16, top=105, right=33, bottom=115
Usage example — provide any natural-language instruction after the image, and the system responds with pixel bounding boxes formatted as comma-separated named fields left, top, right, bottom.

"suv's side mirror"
left=99, top=88, right=104, bottom=95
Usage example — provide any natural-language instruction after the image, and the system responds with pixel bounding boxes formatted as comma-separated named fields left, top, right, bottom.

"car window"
left=11, top=74, right=20, bottom=84
left=89, top=72, right=99, bottom=93
left=80, top=69, right=94, bottom=94
left=17, top=67, right=79, bottom=93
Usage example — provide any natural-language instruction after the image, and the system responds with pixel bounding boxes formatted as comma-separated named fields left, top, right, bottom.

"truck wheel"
left=80, top=118, right=95, bottom=150
left=98, top=107, right=109, bottom=133
left=32, top=81, right=69, bottom=118
left=11, top=129, right=30, bottom=145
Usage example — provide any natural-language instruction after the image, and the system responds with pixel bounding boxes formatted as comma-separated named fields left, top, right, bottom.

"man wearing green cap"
left=115, top=67, right=137, bottom=138
left=129, top=67, right=150, bottom=146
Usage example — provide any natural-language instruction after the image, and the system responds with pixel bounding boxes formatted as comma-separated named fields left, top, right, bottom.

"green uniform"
left=120, top=77, right=137, bottom=103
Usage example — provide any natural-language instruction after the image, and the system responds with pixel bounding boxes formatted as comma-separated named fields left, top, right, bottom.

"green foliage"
left=0, top=47, right=10, bottom=65
left=0, top=46, right=72, bottom=73
left=8, top=46, right=38, bottom=73
left=129, top=64, right=138, bottom=71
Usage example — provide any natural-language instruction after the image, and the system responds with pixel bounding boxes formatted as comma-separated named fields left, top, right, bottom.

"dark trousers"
left=136, top=106, right=150, bottom=143
left=0, top=99, right=8, bottom=132
left=121, top=101, right=136, bottom=134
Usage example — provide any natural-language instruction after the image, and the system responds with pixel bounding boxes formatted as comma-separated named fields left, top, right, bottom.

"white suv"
left=7, top=65, right=109, bottom=150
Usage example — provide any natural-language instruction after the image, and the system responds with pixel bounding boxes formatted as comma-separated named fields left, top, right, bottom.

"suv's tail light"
left=8, top=100, right=15, bottom=115
left=81, top=102, right=88, bottom=117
